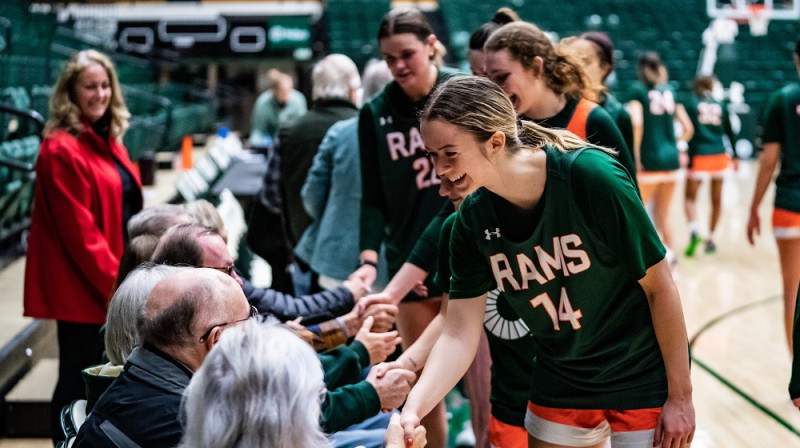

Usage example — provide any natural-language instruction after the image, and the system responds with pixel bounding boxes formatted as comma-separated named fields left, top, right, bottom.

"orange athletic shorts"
left=773, top=208, right=800, bottom=239
left=489, top=415, right=527, bottom=448
left=525, top=402, right=662, bottom=446
left=690, top=153, right=730, bottom=173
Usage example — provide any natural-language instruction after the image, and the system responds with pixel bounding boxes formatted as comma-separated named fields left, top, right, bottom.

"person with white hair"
left=82, top=263, right=187, bottom=411
left=274, top=53, right=361, bottom=294
left=74, top=268, right=254, bottom=447
left=179, top=319, right=330, bottom=448
left=295, top=59, right=394, bottom=290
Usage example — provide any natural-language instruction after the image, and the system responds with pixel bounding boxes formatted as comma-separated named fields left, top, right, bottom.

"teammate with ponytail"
left=398, top=76, right=694, bottom=448
left=483, top=22, right=637, bottom=183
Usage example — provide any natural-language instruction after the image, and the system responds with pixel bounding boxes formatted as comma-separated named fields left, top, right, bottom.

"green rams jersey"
left=359, top=66, right=462, bottom=276
left=601, top=93, right=635, bottom=165
left=762, top=83, right=800, bottom=213
left=449, top=146, right=668, bottom=409
left=684, top=93, right=735, bottom=159
left=435, top=213, right=534, bottom=426
left=628, top=82, right=679, bottom=171
left=527, top=96, right=637, bottom=181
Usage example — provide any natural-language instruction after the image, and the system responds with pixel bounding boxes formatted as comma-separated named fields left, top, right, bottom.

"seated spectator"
left=74, top=268, right=252, bottom=447
left=83, top=263, right=185, bottom=411
left=178, top=319, right=329, bottom=448
left=151, top=223, right=391, bottom=336
left=149, top=223, right=411, bottom=436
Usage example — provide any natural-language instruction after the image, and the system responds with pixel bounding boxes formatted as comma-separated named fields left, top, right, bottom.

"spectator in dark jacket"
left=74, top=267, right=251, bottom=447
left=150, top=224, right=396, bottom=348
left=277, top=54, right=361, bottom=294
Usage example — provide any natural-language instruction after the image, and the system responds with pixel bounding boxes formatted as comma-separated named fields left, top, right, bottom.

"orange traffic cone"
left=181, top=135, right=193, bottom=170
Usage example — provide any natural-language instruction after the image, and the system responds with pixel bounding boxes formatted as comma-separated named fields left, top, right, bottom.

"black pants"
left=51, top=321, right=104, bottom=444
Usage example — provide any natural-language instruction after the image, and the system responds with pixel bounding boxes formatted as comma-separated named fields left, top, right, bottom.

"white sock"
left=689, top=221, right=700, bottom=236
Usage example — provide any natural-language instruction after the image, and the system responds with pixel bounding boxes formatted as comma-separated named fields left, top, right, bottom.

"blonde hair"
left=484, top=22, right=593, bottom=100
left=422, top=76, right=606, bottom=156
left=46, top=49, right=130, bottom=139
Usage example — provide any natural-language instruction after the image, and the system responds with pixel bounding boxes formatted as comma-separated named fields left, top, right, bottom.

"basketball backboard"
left=708, top=0, right=800, bottom=20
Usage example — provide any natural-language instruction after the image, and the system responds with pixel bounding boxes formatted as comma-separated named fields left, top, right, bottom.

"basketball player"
left=627, top=52, right=694, bottom=266
left=399, top=76, right=694, bottom=448
left=683, top=75, right=738, bottom=256
left=748, top=39, right=800, bottom=352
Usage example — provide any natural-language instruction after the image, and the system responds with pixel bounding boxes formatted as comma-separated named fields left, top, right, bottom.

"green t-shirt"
left=761, top=83, right=800, bottom=213
left=435, top=212, right=535, bottom=427
left=528, top=96, right=637, bottom=182
left=359, top=66, right=462, bottom=276
left=628, top=82, right=679, bottom=172
left=449, top=146, right=668, bottom=409
left=684, top=93, right=735, bottom=160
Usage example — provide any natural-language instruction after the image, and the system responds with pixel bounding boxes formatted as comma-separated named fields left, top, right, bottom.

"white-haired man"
left=275, top=54, right=362, bottom=294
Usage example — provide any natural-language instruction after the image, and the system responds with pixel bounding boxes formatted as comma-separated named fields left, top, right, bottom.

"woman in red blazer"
left=23, top=49, right=143, bottom=442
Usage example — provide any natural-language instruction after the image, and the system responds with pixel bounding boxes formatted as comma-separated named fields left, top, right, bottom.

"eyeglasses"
left=198, top=305, right=259, bottom=342
left=202, top=264, right=235, bottom=276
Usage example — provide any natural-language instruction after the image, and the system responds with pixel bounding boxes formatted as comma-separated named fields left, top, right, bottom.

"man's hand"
left=356, top=316, right=401, bottom=365
left=365, top=366, right=416, bottom=410
left=361, top=302, right=398, bottom=333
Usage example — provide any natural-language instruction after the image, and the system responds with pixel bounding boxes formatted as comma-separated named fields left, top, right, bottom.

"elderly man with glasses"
left=74, top=267, right=250, bottom=447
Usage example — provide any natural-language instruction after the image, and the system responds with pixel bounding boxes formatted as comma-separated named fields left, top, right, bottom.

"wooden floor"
left=1, top=160, right=799, bottom=447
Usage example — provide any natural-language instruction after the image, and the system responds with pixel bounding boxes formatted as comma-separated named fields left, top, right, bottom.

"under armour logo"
left=485, top=228, right=501, bottom=240
left=379, top=116, right=393, bottom=126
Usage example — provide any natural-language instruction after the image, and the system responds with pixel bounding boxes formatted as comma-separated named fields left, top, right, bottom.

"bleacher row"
left=0, top=2, right=220, bottom=249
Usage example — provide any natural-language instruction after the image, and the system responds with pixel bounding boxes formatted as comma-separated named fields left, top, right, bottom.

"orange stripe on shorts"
left=773, top=208, right=800, bottom=228
left=527, top=402, right=662, bottom=432
left=527, top=402, right=604, bottom=429
left=489, top=415, right=528, bottom=448
left=690, top=153, right=730, bottom=172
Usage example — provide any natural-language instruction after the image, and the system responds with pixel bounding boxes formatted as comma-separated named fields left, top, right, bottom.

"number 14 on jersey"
left=530, top=287, right=583, bottom=330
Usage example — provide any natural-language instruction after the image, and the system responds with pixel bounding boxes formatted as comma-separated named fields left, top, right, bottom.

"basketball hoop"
left=748, top=4, right=771, bottom=36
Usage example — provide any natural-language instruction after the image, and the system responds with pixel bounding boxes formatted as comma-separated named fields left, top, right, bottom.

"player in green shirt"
left=351, top=8, right=461, bottom=448
left=748, top=39, right=800, bottom=352
left=483, top=22, right=638, bottom=185
left=399, top=76, right=694, bottom=448
left=626, top=52, right=694, bottom=269
left=682, top=75, right=738, bottom=256
left=362, top=176, right=531, bottom=448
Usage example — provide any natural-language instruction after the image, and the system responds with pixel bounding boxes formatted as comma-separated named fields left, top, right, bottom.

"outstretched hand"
left=386, top=413, right=426, bottom=448
left=399, top=410, right=423, bottom=447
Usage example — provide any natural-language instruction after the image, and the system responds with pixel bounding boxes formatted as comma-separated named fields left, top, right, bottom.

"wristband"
left=358, top=259, right=377, bottom=269
left=677, top=140, right=689, bottom=152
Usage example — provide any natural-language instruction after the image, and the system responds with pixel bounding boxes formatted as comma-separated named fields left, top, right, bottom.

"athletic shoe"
left=705, top=240, right=717, bottom=254
left=684, top=233, right=702, bottom=257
